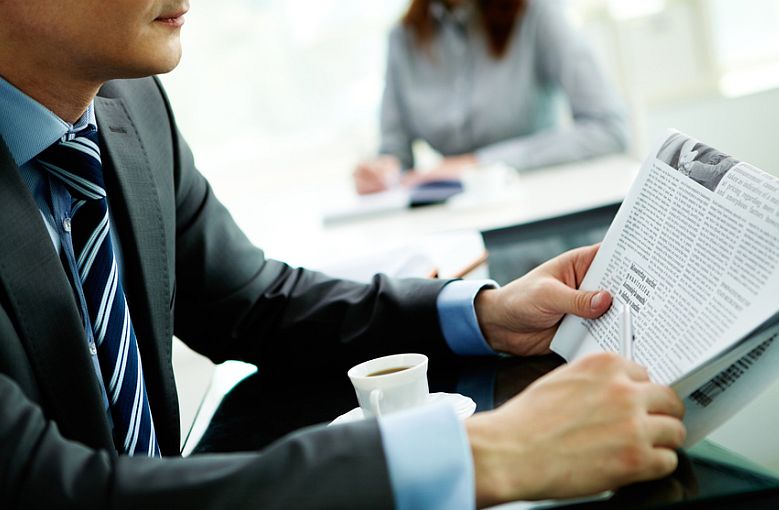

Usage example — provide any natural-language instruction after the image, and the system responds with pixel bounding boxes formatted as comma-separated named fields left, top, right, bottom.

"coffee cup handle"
left=369, top=389, right=384, bottom=417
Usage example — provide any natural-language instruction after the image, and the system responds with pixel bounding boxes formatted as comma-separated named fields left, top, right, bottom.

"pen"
left=621, top=304, right=634, bottom=361
left=451, top=250, right=489, bottom=279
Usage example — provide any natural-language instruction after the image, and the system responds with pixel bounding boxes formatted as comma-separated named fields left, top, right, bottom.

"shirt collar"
left=0, top=75, right=97, bottom=167
left=430, top=1, right=475, bottom=26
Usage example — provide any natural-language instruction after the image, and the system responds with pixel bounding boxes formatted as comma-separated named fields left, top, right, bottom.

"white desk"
left=240, top=155, right=638, bottom=271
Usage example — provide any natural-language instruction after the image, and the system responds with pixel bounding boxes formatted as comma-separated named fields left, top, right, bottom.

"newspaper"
left=551, top=130, right=779, bottom=445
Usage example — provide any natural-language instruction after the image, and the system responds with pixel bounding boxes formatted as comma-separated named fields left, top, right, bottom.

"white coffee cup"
left=347, top=353, right=429, bottom=418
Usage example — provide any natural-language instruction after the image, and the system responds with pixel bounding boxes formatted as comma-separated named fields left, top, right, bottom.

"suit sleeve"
left=164, top=91, right=455, bottom=374
left=0, top=372, right=396, bottom=509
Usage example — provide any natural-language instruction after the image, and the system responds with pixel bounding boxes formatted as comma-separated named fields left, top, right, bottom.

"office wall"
left=646, top=87, right=779, bottom=176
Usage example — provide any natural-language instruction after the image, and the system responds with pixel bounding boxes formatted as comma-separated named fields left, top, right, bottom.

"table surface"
left=186, top=155, right=779, bottom=508
left=248, top=155, right=638, bottom=270
left=192, top=355, right=779, bottom=509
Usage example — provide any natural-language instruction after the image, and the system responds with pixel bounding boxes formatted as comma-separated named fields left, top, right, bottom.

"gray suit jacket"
left=0, top=77, right=454, bottom=509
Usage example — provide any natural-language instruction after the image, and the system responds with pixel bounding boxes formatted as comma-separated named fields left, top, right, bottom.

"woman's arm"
left=476, top=0, right=629, bottom=171
left=378, top=26, right=416, bottom=171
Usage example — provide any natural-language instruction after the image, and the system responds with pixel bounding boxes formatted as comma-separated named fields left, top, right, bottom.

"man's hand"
left=475, top=244, right=611, bottom=356
left=466, top=353, right=686, bottom=507
left=353, top=155, right=402, bottom=195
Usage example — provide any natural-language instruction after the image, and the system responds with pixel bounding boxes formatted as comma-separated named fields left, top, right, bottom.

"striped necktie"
left=37, top=125, right=161, bottom=457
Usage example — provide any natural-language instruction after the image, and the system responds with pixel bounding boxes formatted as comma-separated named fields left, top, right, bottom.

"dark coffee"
left=367, top=366, right=411, bottom=377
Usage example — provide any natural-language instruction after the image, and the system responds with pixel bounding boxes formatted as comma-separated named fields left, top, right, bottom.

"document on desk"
left=315, top=229, right=488, bottom=282
left=551, top=129, right=779, bottom=446
left=321, top=180, right=465, bottom=224
left=322, top=189, right=410, bottom=224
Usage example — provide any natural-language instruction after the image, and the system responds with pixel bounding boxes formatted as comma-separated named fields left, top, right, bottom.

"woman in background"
left=354, top=0, right=629, bottom=194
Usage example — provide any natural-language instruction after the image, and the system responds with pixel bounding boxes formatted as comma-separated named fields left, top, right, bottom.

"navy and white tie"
left=38, top=126, right=160, bottom=457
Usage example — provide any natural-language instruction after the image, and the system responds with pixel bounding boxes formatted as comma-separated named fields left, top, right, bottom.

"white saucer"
left=329, top=392, right=476, bottom=426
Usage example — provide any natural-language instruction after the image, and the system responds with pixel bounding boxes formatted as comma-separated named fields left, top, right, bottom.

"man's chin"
left=115, top=51, right=183, bottom=80
left=149, top=57, right=182, bottom=76
left=146, top=45, right=183, bottom=75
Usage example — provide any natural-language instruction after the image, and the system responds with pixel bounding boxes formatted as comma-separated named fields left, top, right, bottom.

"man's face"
left=0, top=0, right=189, bottom=81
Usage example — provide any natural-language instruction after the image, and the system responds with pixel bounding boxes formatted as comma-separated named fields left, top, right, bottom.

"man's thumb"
left=559, top=286, right=612, bottom=319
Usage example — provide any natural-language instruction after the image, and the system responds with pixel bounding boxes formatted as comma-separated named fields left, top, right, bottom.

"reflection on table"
left=192, top=354, right=779, bottom=509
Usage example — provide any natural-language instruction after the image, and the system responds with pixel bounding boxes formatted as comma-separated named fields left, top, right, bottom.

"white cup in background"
left=347, top=353, right=429, bottom=418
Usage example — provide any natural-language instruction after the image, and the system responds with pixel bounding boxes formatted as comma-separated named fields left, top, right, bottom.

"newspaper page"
left=551, top=130, right=779, bottom=444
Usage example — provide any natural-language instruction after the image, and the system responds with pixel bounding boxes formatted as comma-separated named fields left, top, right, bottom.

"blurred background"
left=161, top=0, right=779, bottom=256
left=165, top=0, right=779, bottom=464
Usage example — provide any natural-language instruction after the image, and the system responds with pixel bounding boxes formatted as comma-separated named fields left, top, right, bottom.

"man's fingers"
left=645, top=415, right=687, bottom=449
left=548, top=281, right=611, bottom=319
left=568, top=244, right=601, bottom=284
left=547, top=244, right=600, bottom=287
left=621, top=359, right=651, bottom=382
left=642, top=384, right=685, bottom=418
left=642, top=447, right=680, bottom=481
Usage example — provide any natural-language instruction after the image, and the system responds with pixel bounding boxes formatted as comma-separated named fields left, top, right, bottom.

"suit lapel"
left=94, top=96, right=179, bottom=454
left=0, top=138, right=115, bottom=451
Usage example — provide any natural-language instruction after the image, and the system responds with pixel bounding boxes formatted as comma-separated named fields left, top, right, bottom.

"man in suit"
left=0, top=1, right=685, bottom=508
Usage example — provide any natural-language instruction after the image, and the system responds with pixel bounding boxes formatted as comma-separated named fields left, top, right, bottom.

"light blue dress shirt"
left=0, top=77, right=117, bottom=423
left=1, top=76, right=497, bottom=509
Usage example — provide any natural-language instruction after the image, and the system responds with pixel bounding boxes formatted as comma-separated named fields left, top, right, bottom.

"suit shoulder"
left=97, top=77, right=173, bottom=126
left=97, top=77, right=165, bottom=103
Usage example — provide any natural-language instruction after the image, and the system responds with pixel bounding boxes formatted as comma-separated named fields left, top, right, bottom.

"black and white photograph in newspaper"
left=656, top=131, right=741, bottom=192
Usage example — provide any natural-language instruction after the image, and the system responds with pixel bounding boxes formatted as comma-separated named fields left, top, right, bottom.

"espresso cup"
left=347, top=353, right=429, bottom=418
